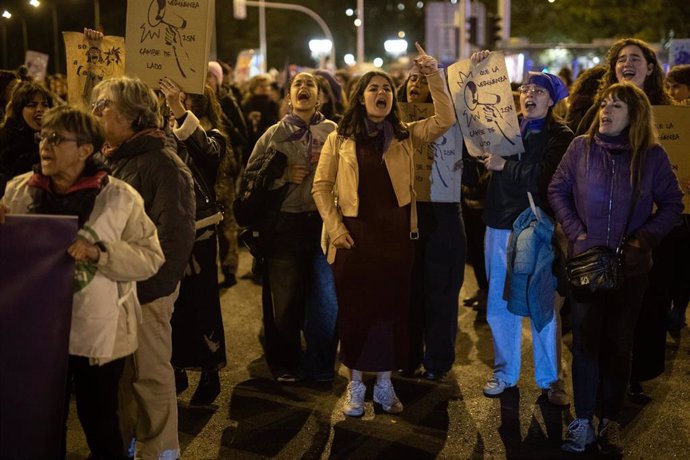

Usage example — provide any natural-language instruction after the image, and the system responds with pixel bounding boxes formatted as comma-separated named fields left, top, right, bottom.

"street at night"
left=63, top=249, right=690, bottom=459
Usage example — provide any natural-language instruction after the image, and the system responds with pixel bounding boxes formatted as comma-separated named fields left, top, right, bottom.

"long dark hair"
left=337, top=70, right=409, bottom=141
left=1, top=81, right=53, bottom=129
left=598, top=38, right=670, bottom=105
left=587, top=83, right=657, bottom=189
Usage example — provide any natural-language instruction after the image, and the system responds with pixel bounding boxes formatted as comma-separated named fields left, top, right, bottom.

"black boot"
left=174, top=368, right=189, bottom=394
left=190, top=370, right=221, bottom=406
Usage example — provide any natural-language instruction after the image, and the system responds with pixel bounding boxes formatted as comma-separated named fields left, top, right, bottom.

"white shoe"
left=561, top=417, right=595, bottom=453
left=483, top=376, right=515, bottom=396
left=373, top=380, right=403, bottom=414
left=342, top=381, right=366, bottom=417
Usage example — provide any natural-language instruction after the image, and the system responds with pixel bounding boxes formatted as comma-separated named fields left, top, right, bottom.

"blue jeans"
left=304, top=251, right=339, bottom=380
left=484, top=227, right=561, bottom=388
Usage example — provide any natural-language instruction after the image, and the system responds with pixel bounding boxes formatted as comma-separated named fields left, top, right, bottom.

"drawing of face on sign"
left=462, top=79, right=516, bottom=147
left=142, top=0, right=195, bottom=79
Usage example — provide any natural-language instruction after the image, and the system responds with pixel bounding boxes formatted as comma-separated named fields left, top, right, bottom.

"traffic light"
left=487, top=13, right=502, bottom=50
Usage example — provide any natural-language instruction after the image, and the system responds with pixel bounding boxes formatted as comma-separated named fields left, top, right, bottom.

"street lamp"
left=28, top=0, right=60, bottom=73
left=1, top=10, right=28, bottom=63
left=384, top=39, right=408, bottom=58
left=309, top=39, right=333, bottom=69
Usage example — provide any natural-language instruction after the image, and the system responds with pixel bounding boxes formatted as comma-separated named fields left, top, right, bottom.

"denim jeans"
left=484, top=227, right=561, bottom=388
left=570, top=275, right=648, bottom=420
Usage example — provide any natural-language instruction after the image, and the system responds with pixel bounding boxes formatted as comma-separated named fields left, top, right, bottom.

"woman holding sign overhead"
left=471, top=51, right=574, bottom=406
left=312, top=44, right=455, bottom=417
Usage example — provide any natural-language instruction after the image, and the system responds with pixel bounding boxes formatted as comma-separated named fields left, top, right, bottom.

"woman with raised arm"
left=312, top=44, right=455, bottom=417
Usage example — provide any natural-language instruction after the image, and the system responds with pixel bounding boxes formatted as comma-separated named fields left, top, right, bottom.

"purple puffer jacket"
left=548, top=134, right=683, bottom=258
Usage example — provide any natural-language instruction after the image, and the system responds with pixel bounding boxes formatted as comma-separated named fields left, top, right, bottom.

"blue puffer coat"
left=506, top=205, right=557, bottom=332
left=548, top=134, right=683, bottom=264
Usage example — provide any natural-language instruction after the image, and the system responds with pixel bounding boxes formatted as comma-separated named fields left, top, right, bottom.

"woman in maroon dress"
left=312, top=44, right=456, bottom=417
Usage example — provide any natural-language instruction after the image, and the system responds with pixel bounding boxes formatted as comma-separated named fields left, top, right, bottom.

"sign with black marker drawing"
left=399, top=102, right=463, bottom=203
left=447, top=52, right=523, bottom=157
left=63, top=32, right=125, bottom=108
left=125, top=0, right=215, bottom=94
left=653, top=105, right=690, bottom=212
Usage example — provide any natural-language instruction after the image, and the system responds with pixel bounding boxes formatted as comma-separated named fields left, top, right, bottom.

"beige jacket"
left=312, top=70, right=456, bottom=263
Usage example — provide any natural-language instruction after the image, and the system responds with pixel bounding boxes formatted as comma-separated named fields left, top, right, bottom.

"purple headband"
left=527, top=72, right=569, bottom=103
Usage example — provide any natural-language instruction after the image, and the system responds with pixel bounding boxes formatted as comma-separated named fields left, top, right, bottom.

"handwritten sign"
left=399, top=102, right=463, bottom=203
left=125, top=0, right=215, bottom=95
left=63, top=32, right=125, bottom=108
left=670, top=39, right=690, bottom=67
left=653, top=105, right=690, bottom=212
left=447, top=52, right=523, bottom=158
left=24, top=51, right=49, bottom=83
left=234, top=49, right=257, bottom=85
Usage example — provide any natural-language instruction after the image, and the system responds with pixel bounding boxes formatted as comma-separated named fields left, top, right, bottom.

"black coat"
left=97, top=130, right=196, bottom=304
left=483, top=117, right=574, bottom=229
left=0, top=119, right=38, bottom=196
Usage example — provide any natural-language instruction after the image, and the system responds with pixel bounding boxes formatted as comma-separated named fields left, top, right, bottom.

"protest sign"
left=24, top=51, right=49, bottom=83
left=399, top=102, right=463, bottom=202
left=63, top=32, right=125, bottom=108
left=125, top=0, right=215, bottom=95
left=653, top=105, right=690, bottom=212
left=670, top=39, right=690, bottom=67
left=447, top=52, right=523, bottom=158
left=234, top=49, right=257, bottom=85
left=0, top=215, right=77, bottom=459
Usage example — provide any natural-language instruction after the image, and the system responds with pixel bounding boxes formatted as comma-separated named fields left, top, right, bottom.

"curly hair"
left=598, top=38, right=670, bottom=105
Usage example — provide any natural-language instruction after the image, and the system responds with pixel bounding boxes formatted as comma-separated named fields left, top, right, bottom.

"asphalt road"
left=67, top=247, right=690, bottom=459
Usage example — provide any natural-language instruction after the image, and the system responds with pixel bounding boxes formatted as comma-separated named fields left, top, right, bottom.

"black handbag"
left=566, top=186, right=639, bottom=295
left=566, top=245, right=624, bottom=294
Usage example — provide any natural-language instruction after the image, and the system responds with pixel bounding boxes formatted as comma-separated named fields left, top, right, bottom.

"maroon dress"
left=332, top=134, right=413, bottom=372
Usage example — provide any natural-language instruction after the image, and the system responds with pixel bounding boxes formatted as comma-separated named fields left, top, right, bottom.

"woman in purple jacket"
left=549, top=83, right=683, bottom=455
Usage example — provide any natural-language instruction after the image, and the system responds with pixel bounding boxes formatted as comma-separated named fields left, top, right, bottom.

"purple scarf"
left=281, top=111, right=326, bottom=156
left=364, top=117, right=395, bottom=154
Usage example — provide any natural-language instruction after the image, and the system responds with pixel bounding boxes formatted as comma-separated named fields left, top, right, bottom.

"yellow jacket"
left=312, top=70, right=456, bottom=263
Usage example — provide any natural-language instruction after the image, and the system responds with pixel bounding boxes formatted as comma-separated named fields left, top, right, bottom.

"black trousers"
left=570, top=276, right=647, bottom=421
left=61, top=355, right=127, bottom=460
left=408, top=202, right=467, bottom=373
left=461, top=202, right=488, bottom=291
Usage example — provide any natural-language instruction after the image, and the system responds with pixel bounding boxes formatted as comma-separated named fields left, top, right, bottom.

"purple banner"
left=0, top=215, right=77, bottom=459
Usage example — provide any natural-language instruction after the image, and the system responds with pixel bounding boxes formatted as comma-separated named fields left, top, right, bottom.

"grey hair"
left=93, top=76, right=162, bottom=131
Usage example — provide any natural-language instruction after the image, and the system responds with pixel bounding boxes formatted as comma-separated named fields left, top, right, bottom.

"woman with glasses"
left=0, top=81, right=54, bottom=196
left=0, top=106, right=164, bottom=459
left=472, top=51, right=574, bottom=406
left=91, top=76, right=195, bottom=459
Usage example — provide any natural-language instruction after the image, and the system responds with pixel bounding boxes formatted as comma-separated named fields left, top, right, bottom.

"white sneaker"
left=483, top=376, right=515, bottom=396
left=561, top=417, right=595, bottom=453
left=342, top=381, right=366, bottom=417
left=373, top=380, right=403, bottom=414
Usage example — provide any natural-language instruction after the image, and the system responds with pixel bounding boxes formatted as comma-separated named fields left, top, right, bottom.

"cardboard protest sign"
left=653, top=105, right=690, bottom=212
left=24, top=51, right=49, bottom=83
left=399, top=102, right=463, bottom=203
left=125, top=0, right=215, bottom=95
left=0, top=215, right=77, bottom=459
left=447, top=52, right=524, bottom=158
left=63, top=32, right=125, bottom=108
left=670, top=39, right=690, bottom=67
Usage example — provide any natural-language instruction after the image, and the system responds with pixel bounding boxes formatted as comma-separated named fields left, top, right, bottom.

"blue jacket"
left=506, top=205, right=557, bottom=332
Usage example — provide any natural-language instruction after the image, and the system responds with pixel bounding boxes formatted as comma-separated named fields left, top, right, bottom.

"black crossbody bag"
left=566, top=187, right=639, bottom=295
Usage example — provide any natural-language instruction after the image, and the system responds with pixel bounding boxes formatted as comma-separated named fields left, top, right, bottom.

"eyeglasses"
left=518, top=85, right=547, bottom=96
left=35, top=131, right=80, bottom=147
left=91, top=98, right=111, bottom=115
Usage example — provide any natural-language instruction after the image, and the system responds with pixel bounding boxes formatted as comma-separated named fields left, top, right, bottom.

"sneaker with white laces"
left=543, top=381, right=570, bottom=406
left=483, top=376, right=515, bottom=396
left=373, top=380, right=403, bottom=414
left=561, top=417, right=596, bottom=453
left=598, top=419, right=623, bottom=456
left=342, top=381, right=366, bottom=417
